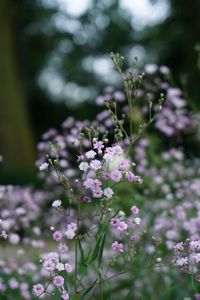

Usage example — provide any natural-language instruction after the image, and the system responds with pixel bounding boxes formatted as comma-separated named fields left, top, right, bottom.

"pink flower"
left=110, top=218, right=128, bottom=231
left=131, top=206, right=139, bottom=215
left=9, top=233, right=20, bottom=245
left=84, top=178, right=102, bottom=190
left=33, top=283, right=45, bottom=296
left=110, top=170, right=122, bottom=183
left=174, top=242, right=184, bottom=251
left=102, top=172, right=111, bottom=180
left=65, top=263, right=73, bottom=273
left=112, top=241, right=124, bottom=252
left=93, top=188, right=103, bottom=198
left=93, top=141, right=104, bottom=151
left=82, top=196, right=91, bottom=203
left=43, top=259, right=56, bottom=272
left=61, top=290, right=70, bottom=300
left=53, top=231, right=63, bottom=241
left=125, top=171, right=135, bottom=182
left=175, top=257, right=188, bottom=266
left=110, top=218, right=120, bottom=228
left=196, top=275, right=200, bottom=283
left=53, top=275, right=64, bottom=287
left=113, top=145, right=123, bottom=156
left=9, top=278, right=19, bottom=289
left=119, top=159, right=130, bottom=170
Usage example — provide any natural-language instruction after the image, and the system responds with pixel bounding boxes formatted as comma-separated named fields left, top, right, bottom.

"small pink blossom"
left=112, top=241, right=124, bottom=252
left=110, top=170, right=122, bottom=183
left=33, top=283, right=45, bottom=296
left=61, top=290, right=70, bottom=300
left=93, top=141, right=104, bottom=151
left=43, top=259, right=56, bottom=272
left=53, top=275, right=64, bottom=287
left=102, top=172, right=111, bottom=180
left=131, top=206, right=139, bottom=215
left=53, top=231, right=63, bottom=241
left=65, top=263, right=73, bottom=273
left=119, top=159, right=130, bottom=170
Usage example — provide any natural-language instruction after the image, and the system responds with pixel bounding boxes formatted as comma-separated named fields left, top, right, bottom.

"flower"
left=39, top=162, right=49, bottom=171
left=65, top=263, right=73, bottom=273
left=33, top=284, right=45, bottom=296
left=85, top=150, right=96, bottom=159
left=82, top=196, right=91, bottom=203
left=43, top=259, right=56, bottom=272
left=104, top=187, right=114, bottom=199
left=110, top=218, right=128, bottom=232
left=93, top=188, right=103, bottom=198
left=90, top=159, right=102, bottom=170
left=9, top=233, right=20, bottom=245
left=53, top=275, right=64, bottom=287
left=56, top=262, right=65, bottom=271
left=61, top=290, right=70, bottom=300
left=65, top=229, right=76, bottom=239
left=53, top=231, right=63, bottom=241
left=131, top=206, right=139, bottom=215
left=93, top=141, right=104, bottom=151
left=174, top=242, right=184, bottom=251
left=112, top=241, right=124, bottom=252
left=134, top=217, right=141, bottom=225
left=175, top=257, right=188, bottom=266
left=79, top=162, right=89, bottom=172
left=110, top=170, right=122, bottom=183
left=119, top=159, right=130, bottom=170
left=52, top=200, right=62, bottom=208
left=125, top=171, right=135, bottom=182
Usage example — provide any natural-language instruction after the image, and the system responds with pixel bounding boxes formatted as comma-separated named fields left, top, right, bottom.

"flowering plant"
left=33, top=54, right=164, bottom=299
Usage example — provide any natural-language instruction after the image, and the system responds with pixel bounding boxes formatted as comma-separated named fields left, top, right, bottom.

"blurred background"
left=0, top=0, right=200, bottom=184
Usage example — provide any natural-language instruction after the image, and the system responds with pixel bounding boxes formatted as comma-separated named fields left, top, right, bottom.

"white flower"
left=65, top=229, right=76, bottom=240
left=90, top=160, right=102, bottom=170
left=85, top=150, right=96, bottom=159
left=103, top=188, right=114, bottom=199
left=52, top=200, right=62, bottom=208
left=156, top=257, right=162, bottom=263
left=79, top=162, right=89, bottom=172
left=56, top=263, right=65, bottom=271
left=39, top=162, right=49, bottom=171
left=134, top=217, right=141, bottom=225
left=118, top=210, right=125, bottom=217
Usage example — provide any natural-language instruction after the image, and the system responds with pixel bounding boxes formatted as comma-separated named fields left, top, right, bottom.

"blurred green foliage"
left=0, top=0, right=200, bottom=182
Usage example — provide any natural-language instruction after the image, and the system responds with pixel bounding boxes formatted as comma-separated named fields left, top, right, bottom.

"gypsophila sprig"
left=31, top=54, right=164, bottom=299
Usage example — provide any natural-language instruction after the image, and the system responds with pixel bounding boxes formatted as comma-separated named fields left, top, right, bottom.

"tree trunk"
left=0, top=0, right=35, bottom=176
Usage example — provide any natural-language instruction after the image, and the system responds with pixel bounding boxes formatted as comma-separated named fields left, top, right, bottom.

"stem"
left=75, top=199, right=81, bottom=293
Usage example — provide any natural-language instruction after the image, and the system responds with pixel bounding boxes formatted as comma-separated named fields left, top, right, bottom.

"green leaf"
left=87, top=234, right=102, bottom=263
left=77, top=237, right=87, bottom=267
left=98, top=232, right=106, bottom=267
